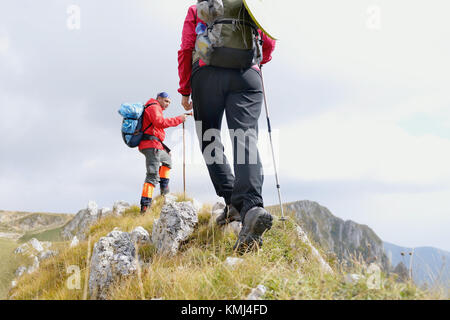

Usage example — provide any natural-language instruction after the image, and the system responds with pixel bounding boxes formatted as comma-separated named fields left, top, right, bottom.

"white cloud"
left=278, top=107, right=450, bottom=185
left=0, top=30, right=9, bottom=54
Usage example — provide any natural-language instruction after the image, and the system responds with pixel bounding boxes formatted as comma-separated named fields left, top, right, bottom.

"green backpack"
left=194, top=0, right=263, bottom=69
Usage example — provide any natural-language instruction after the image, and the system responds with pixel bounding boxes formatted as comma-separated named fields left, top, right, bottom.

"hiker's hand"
left=180, top=114, right=188, bottom=122
left=182, top=95, right=193, bottom=111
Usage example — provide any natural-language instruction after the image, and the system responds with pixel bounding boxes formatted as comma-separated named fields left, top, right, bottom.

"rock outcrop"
left=296, top=226, right=334, bottom=274
left=286, top=200, right=389, bottom=270
left=88, top=228, right=138, bottom=300
left=11, top=238, right=58, bottom=289
left=152, top=202, right=198, bottom=256
left=246, top=285, right=267, bottom=300
left=61, top=200, right=130, bottom=240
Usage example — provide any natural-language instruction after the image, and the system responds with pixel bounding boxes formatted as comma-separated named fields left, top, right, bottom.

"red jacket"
left=138, top=99, right=184, bottom=151
left=178, top=4, right=276, bottom=96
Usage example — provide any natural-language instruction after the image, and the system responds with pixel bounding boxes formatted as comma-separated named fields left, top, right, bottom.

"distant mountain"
left=284, top=200, right=390, bottom=271
left=282, top=200, right=449, bottom=290
left=0, top=210, right=73, bottom=240
left=383, top=242, right=449, bottom=289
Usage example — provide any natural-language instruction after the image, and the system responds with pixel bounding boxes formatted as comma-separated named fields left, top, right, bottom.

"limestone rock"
left=288, top=200, right=389, bottom=271
left=61, top=201, right=99, bottom=240
left=98, top=207, right=113, bottom=220
left=29, top=238, right=44, bottom=252
left=88, top=229, right=137, bottom=300
left=152, top=202, right=198, bottom=256
left=130, top=226, right=150, bottom=245
left=224, top=257, right=243, bottom=268
left=38, top=250, right=58, bottom=261
left=246, top=285, right=267, bottom=300
left=14, top=238, right=48, bottom=255
left=211, top=201, right=226, bottom=219
left=192, top=198, right=203, bottom=212
left=113, top=201, right=130, bottom=216
left=164, top=193, right=178, bottom=205
left=345, top=273, right=363, bottom=285
left=70, top=236, right=79, bottom=248
left=296, top=225, right=334, bottom=274
left=15, top=266, right=27, bottom=277
left=27, top=256, right=40, bottom=274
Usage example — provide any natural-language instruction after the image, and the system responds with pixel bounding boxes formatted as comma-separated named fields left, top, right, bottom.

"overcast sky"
left=1, top=0, right=449, bottom=251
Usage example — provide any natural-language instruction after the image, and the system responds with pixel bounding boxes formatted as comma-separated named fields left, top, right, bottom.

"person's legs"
left=224, top=67, right=273, bottom=252
left=159, top=149, right=172, bottom=195
left=140, top=148, right=161, bottom=212
left=225, top=67, right=265, bottom=219
left=191, top=66, right=235, bottom=205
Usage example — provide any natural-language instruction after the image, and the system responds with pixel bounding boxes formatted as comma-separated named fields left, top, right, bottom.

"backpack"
left=194, top=0, right=263, bottom=69
left=118, top=102, right=156, bottom=148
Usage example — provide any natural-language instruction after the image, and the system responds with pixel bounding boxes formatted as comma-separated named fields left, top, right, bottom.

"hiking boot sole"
left=233, top=207, right=273, bottom=253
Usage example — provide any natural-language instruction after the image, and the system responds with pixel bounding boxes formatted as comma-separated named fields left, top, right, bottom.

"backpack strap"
left=209, top=18, right=259, bottom=34
left=142, top=102, right=157, bottom=133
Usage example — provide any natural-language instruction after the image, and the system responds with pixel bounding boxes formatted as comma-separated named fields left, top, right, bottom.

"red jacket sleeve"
left=260, top=32, right=276, bottom=65
left=148, top=107, right=184, bottom=129
left=178, top=5, right=197, bottom=96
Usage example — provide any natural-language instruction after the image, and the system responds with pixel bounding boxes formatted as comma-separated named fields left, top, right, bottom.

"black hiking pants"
left=191, top=65, right=264, bottom=218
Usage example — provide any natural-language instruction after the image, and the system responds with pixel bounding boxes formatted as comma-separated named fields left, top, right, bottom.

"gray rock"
left=296, top=225, right=334, bottom=274
left=288, top=200, right=389, bottom=271
left=192, top=198, right=203, bottom=212
left=15, top=266, right=27, bottom=277
left=246, top=285, right=267, bottom=300
left=130, top=226, right=150, bottom=245
left=211, top=201, right=225, bottom=219
left=70, top=236, right=79, bottom=248
left=113, top=201, right=130, bottom=216
left=38, top=250, right=58, bottom=261
left=14, top=243, right=28, bottom=254
left=61, top=201, right=99, bottom=240
left=29, top=238, right=44, bottom=252
left=14, top=238, right=47, bottom=255
left=11, top=280, right=17, bottom=288
left=224, top=257, right=243, bottom=268
left=152, top=202, right=198, bottom=256
left=88, top=229, right=137, bottom=300
left=27, top=256, right=40, bottom=274
left=345, top=273, right=363, bottom=285
left=98, top=207, right=113, bottom=219
left=164, top=193, right=178, bottom=205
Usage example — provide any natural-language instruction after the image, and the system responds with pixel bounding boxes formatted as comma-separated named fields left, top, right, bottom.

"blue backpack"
left=118, top=102, right=156, bottom=148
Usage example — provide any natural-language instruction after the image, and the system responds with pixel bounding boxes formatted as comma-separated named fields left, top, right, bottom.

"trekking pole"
left=182, top=112, right=193, bottom=201
left=260, top=66, right=286, bottom=222
left=183, top=120, right=186, bottom=201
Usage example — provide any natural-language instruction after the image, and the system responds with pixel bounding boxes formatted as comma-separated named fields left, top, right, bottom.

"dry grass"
left=7, top=196, right=443, bottom=300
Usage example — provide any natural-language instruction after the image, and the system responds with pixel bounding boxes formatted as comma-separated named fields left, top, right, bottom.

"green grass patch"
left=19, top=226, right=65, bottom=243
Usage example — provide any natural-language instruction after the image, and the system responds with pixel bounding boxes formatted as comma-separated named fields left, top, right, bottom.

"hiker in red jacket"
left=139, top=92, right=187, bottom=214
left=177, top=2, right=276, bottom=252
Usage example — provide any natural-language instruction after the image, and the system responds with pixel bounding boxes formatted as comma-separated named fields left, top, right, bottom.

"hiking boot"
left=140, top=204, right=151, bottom=215
left=160, top=186, right=170, bottom=196
left=216, top=205, right=241, bottom=226
left=233, top=207, right=273, bottom=253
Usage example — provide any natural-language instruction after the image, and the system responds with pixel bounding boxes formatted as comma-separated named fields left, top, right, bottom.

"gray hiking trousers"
left=140, top=148, right=172, bottom=186
left=191, top=65, right=264, bottom=219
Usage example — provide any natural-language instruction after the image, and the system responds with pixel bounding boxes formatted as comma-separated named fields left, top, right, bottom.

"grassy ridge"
left=19, top=226, right=65, bottom=243
left=8, top=196, right=442, bottom=300
left=0, top=239, right=25, bottom=299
